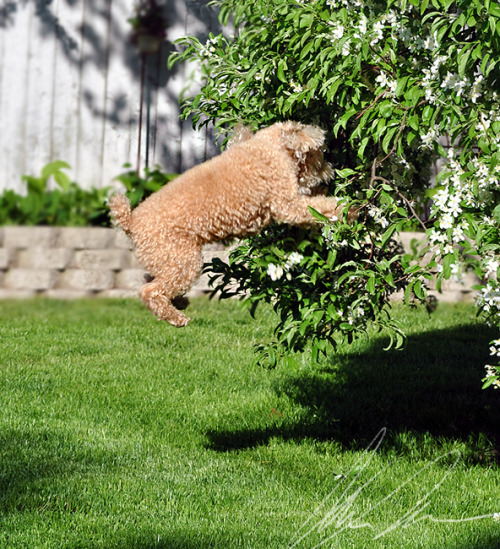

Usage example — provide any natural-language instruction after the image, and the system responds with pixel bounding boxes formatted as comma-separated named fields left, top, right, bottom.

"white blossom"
left=439, top=212, right=454, bottom=230
left=284, top=252, right=304, bottom=270
left=421, top=128, right=437, bottom=149
left=375, top=71, right=397, bottom=96
left=330, top=22, right=345, bottom=40
left=470, top=74, right=484, bottom=103
left=485, top=258, right=499, bottom=278
left=267, top=263, right=284, bottom=281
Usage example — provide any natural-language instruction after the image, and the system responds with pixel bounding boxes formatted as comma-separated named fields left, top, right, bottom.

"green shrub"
left=114, top=165, right=178, bottom=209
left=0, top=162, right=177, bottom=227
left=171, top=0, right=500, bottom=385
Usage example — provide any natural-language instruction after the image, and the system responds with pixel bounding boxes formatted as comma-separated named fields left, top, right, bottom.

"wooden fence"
left=0, top=0, right=220, bottom=193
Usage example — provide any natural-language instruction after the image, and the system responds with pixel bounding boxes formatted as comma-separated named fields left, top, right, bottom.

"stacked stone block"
left=0, top=227, right=227, bottom=299
left=0, top=227, right=134, bottom=299
left=0, top=227, right=478, bottom=301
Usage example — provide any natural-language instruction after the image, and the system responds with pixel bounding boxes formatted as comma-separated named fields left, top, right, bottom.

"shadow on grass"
left=0, top=428, right=107, bottom=513
left=206, top=322, right=500, bottom=463
left=451, top=536, right=500, bottom=549
left=66, top=531, right=234, bottom=549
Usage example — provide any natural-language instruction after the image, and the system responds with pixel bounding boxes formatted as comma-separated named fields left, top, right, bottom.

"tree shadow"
left=65, top=530, right=239, bottom=549
left=450, top=536, right=500, bottom=549
left=1, top=0, right=221, bottom=171
left=0, top=427, right=110, bottom=513
left=206, top=322, right=500, bottom=462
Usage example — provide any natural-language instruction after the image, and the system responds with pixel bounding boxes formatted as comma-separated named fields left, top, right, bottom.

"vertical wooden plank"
left=22, top=0, right=61, bottom=183
left=74, top=0, right=113, bottom=188
left=48, top=0, right=87, bottom=181
left=146, top=0, right=187, bottom=174
left=100, top=0, right=142, bottom=187
left=146, top=0, right=220, bottom=176
left=0, top=7, right=7, bottom=189
left=176, top=0, right=220, bottom=172
left=0, top=3, right=34, bottom=191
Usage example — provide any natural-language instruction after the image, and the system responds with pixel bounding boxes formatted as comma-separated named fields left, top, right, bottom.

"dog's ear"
left=280, top=122, right=326, bottom=155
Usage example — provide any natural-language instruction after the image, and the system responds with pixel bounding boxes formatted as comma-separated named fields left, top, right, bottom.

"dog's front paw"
left=169, top=314, right=190, bottom=328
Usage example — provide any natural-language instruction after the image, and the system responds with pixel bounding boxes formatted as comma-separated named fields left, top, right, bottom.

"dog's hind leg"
left=138, top=240, right=203, bottom=327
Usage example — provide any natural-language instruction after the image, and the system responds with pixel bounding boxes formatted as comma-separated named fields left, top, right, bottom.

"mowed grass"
left=0, top=297, right=499, bottom=548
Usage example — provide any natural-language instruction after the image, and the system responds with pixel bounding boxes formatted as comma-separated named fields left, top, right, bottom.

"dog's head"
left=257, top=121, right=334, bottom=194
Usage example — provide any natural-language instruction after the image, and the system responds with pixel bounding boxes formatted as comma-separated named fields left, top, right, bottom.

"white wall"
left=0, top=0, right=220, bottom=192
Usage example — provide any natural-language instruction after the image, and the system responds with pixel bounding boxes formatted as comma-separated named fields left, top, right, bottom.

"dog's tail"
left=108, top=193, right=133, bottom=235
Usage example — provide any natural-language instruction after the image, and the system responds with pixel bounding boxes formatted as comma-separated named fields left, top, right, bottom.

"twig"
left=356, top=91, right=387, bottom=120
left=371, top=175, right=427, bottom=231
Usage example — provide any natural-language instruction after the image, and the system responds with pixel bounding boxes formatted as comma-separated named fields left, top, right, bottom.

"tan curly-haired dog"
left=109, top=121, right=343, bottom=327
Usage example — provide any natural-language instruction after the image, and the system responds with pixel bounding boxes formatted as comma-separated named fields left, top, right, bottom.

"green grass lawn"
left=0, top=297, right=499, bottom=548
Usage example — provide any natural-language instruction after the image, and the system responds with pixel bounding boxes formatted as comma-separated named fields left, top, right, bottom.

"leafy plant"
left=0, top=161, right=110, bottom=227
left=0, top=162, right=177, bottom=227
left=171, top=0, right=500, bottom=383
left=115, top=165, right=178, bottom=209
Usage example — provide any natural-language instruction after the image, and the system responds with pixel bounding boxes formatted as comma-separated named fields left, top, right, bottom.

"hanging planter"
left=129, top=0, right=168, bottom=55
left=135, top=32, right=163, bottom=54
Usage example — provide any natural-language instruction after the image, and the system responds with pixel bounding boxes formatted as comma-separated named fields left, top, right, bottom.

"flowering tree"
left=170, top=0, right=500, bottom=386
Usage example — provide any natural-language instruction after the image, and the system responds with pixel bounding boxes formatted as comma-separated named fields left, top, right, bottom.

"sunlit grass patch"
left=0, top=298, right=498, bottom=548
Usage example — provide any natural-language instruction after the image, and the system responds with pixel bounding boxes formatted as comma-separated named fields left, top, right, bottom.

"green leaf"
left=481, top=53, right=491, bottom=75
left=382, top=125, right=400, bottom=153
left=492, top=204, right=500, bottom=223
left=308, top=206, right=329, bottom=222
left=41, top=160, right=71, bottom=179
left=277, top=60, right=287, bottom=83
left=300, top=40, right=315, bottom=60
left=395, top=76, right=410, bottom=98
left=380, top=223, right=397, bottom=249
left=22, top=175, right=45, bottom=195
left=323, top=76, right=342, bottom=103
left=379, top=101, right=394, bottom=118
left=334, top=107, right=358, bottom=137
left=458, top=47, right=472, bottom=78
left=413, top=279, right=425, bottom=300
left=358, top=136, right=370, bottom=159
left=335, top=168, right=357, bottom=178
left=408, top=114, right=419, bottom=131
left=422, top=105, right=434, bottom=125
left=366, top=274, right=376, bottom=294
left=489, top=2, right=500, bottom=16
left=407, top=130, right=417, bottom=146
left=53, top=171, right=72, bottom=192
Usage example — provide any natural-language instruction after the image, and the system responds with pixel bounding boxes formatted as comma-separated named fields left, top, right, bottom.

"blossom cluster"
left=199, top=36, right=218, bottom=59
left=342, top=301, right=368, bottom=326
left=267, top=252, right=304, bottom=281
left=367, top=205, right=389, bottom=228
left=429, top=149, right=499, bottom=245
left=485, top=339, right=500, bottom=389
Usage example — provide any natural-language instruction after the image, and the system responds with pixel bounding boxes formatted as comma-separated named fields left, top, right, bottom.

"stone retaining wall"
left=0, top=226, right=226, bottom=299
left=0, top=227, right=479, bottom=302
